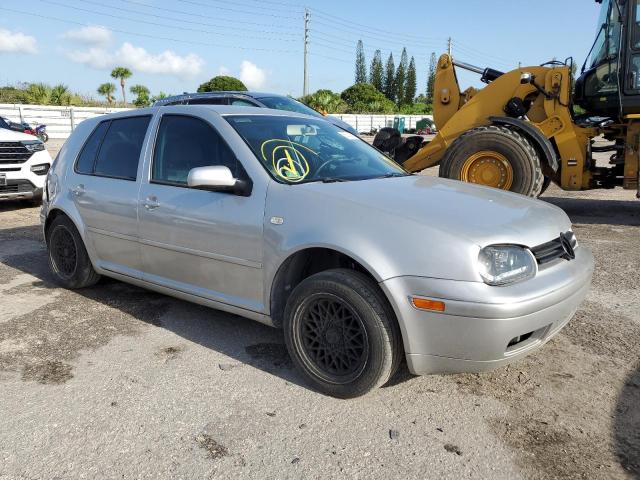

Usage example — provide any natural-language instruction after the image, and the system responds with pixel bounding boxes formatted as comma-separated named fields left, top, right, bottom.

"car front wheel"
left=283, top=269, right=402, bottom=398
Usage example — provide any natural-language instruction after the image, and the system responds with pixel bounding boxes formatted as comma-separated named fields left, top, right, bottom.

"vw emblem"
left=559, top=232, right=575, bottom=260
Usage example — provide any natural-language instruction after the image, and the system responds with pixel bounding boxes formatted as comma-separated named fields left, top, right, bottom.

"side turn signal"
left=411, top=297, right=446, bottom=312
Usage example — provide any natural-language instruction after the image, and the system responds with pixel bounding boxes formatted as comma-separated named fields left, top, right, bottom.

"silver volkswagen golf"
left=42, top=106, right=594, bottom=398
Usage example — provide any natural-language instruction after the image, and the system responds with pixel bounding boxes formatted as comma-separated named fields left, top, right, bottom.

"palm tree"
left=130, top=84, right=150, bottom=107
left=97, top=82, right=116, bottom=105
left=50, top=84, right=71, bottom=106
left=110, top=67, right=132, bottom=105
left=25, top=83, right=51, bottom=104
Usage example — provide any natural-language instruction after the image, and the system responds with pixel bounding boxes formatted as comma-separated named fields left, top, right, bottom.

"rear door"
left=137, top=110, right=267, bottom=313
left=68, top=115, right=151, bottom=277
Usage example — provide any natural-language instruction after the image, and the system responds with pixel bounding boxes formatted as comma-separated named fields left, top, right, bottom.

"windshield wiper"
left=378, top=172, right=409, bottom=179
left=297, top=177, right=350, bottom=184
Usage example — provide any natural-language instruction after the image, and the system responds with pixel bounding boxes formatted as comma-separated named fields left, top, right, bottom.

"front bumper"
left=380, top=247, right=594, bottom=375
left=0, top=149, right=50, bottom=201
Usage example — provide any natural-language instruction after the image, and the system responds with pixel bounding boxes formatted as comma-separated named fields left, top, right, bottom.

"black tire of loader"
left=439, top=125, right=544, bottom=197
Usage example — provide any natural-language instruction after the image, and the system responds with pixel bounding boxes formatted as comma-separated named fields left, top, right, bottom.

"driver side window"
left=152, top=115, right=241, bottom=186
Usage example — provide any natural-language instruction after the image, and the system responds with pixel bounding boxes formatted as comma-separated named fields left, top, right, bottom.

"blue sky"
left=0, top=0, right=602, bottom=100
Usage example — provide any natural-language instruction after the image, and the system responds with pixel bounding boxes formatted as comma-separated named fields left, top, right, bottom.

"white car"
left=0, top=128, right=52, bottom=204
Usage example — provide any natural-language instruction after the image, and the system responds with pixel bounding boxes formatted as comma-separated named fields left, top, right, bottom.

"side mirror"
left=187, top=165, right=252, bottom=196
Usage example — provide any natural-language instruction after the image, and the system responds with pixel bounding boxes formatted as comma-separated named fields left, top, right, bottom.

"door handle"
left=143, top=196, right=160, bottom=210
left=70, top=184, right=85, bottom=196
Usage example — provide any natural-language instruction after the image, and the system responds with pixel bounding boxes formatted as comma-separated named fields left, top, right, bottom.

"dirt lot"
left=0, top=139, right=638, bottom=479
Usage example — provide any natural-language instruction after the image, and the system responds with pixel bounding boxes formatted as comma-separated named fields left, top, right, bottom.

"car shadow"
left=0, top=224, right=412, bottom=394
left=0, top=200, right=36, bottom=212
left=614, top=364, right=640, bottom=477
left=542, top=196, right=640, bottom=226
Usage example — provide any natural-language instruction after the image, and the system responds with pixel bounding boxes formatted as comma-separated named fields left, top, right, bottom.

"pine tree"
left=383, top=53, right=395, bottom=102
left=369, top=50, right=384, bottom=92
left=426, top=52, right=437, bottom=104
left=355, top=40, right=367, bottom=84
left=404, top=56, right=417, bottom=105
left=395, top=48, right=408, bottom=106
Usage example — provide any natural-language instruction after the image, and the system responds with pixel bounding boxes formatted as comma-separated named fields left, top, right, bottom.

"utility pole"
left=447, top=37, right=452, bottom=56
left=303, top=9, right=309, bottom=96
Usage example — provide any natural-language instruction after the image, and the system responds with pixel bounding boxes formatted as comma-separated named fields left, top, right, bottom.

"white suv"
left=0, top=128, right=52, bottom=204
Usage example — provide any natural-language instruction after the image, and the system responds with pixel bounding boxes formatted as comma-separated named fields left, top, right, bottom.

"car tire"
left=439, top=125, right=544, bottom=197
left=46, top=215, right=101, bottom=289
left=283, top=269, right=402, bottom=398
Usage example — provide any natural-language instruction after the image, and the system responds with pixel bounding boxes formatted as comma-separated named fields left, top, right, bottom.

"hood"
left=0, top=127, right=38, bottom=142
left=306, top=175, right=571, bottom=247
left=267, top=175, right=572, bottom=282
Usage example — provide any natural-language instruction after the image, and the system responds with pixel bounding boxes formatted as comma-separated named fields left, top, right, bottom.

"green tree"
left=426, top=52, right=437, bottom=104
left=97, top=82, right=116, bottom=105
left=197, top=75, right=247, bottom=92
left=110, top=67, right=132, bottom=105
left=383, top=53, right=395, bottom=102
left=130, top=84, right=151, bottom=107
left=369, top=50, right=384, bottom=92
left=404, top=56, right=417, bottom=105
left=355, top=40, right=367, bottom=84
left=395, top=48, right=408, bottom=106
left=299, top=89, right=346, bottom=114
left=50, top=84, right=71, bottom=106
left=150, top=91, right=169, bottom=103
left=341, top=83, right=395, bottom=113
left=25, top=83, right=51, bottom=104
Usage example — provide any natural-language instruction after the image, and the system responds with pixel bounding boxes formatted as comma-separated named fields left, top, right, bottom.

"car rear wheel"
left=283, top=269, right=402, bottom=398
left=439, top=125, right=544, bottom=197
left=47, top=215, right=101, bottom=289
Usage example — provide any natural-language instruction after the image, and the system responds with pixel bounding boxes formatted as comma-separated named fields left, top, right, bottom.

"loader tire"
left=439, top=125, right=544, bottom=197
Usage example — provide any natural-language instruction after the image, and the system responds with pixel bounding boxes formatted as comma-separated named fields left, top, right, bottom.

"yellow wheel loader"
left=374, top=0, right=639, bottom=197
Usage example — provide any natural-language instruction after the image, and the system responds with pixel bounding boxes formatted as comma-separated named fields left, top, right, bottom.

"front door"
left=137, top=113, right=265, bottom=313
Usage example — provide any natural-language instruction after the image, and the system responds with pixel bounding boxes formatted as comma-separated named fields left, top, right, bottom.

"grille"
left=0, top=180, right=35, bottom=194
left=0, top=142, right=33, bottom=164
left=531, top=232, right=578, bottom=265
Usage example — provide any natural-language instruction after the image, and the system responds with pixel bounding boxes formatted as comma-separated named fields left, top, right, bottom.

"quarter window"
left=152, top=115, right=242, bottom=186
left=75, top=121, right=109, bottom=174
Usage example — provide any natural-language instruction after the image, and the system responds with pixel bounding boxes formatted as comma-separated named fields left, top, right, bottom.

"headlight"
left=22, top=140, right=45, bottom=152
left=478, top=245, right=536, bottom=286
left=30, top=163, right=50, bottom=175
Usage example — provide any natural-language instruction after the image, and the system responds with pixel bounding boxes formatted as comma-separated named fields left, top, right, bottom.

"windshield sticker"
left=337, top=131, right=358, bottom=140
left=261, top=139, right=317, bottom=183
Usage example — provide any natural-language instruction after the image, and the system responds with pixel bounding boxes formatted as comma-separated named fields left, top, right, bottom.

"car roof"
left=153, top=91, right=287, bottom=106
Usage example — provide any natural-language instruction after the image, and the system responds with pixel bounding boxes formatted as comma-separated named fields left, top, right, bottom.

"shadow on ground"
left=614, top=364, right=640, bottom=477
left=0, top=224, right=413, bottom=394
left=543, top=196, right=640, bottom=226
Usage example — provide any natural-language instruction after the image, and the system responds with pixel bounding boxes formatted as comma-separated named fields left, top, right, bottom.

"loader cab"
left=575, top=0, right=640, bottom=118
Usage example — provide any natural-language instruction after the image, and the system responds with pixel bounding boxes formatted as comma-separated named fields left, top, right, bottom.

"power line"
left=75, top=0, right=300, bottom=38
left=175, top=0, right=301, bottom=19
left=38, top=0, right=299, bottom=43
left=0, top=6, right=302, bottom=53
left=115, top=0, right=302, bottom=30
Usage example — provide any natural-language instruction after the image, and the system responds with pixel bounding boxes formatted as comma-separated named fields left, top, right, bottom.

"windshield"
left=225, top=115, right=407, bottom=184
left=257, top=96, right=324, bottom=118
left=590, top=0, right=621, bottom=68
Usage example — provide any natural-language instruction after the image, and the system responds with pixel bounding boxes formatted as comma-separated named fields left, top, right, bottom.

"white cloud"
left=239, top=60, right=266, bottom=89
left=62, top=25, right=112, bottom=47
left=0, top=29, right=37, bottom=54
left=67, top=42, right=205, bottom=78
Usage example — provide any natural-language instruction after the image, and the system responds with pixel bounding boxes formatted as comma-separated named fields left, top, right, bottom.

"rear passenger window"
left=152, top=115, right=242, bottom=186
left=93, top=116, right=150, bottom=180
left=75, top=121, right=109, bottom=174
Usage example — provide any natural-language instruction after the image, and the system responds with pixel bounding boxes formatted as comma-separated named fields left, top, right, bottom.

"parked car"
left=42, top=105, right=594, bottom=398
left=154, top=91, right=359, bottom=136
left=0, top=127, right=52, bottom=204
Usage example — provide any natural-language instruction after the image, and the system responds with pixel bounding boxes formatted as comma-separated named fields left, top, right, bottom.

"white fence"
left=0, top=103, right=433, bottom=139
left=0, top=104, right=131, bottom=139
left=329, top=114, right=433, bottom=133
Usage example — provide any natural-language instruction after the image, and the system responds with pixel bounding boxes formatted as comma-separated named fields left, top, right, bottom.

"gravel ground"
left=0, top=138, right=638, bottom=479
